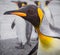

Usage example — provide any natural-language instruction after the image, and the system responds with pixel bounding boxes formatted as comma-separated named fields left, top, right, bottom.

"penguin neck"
left=36, top=27, right=53, bottom=49
left=36, top=27, right=40, bottom=36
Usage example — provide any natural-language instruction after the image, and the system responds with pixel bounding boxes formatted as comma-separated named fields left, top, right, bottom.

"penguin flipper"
left=11, top=21, right=15, bottom=29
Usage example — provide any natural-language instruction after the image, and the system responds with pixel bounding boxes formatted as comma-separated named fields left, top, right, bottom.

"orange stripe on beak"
left=12, top=12, right=27, bottom=17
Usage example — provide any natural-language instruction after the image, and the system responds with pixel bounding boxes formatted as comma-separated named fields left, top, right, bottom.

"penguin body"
left=0, top=15, right=17, bottom=40
left=12, top=1, right=38, bottom=47
left=15, top=17, right=27, bottom=45
left=0, top=1, right=18, bottom=40
left=30, top=26, right=38, bottom=41
left=0, top=1, right=27, bottom=48
left=11, top=1, right=32, bottom=47
left=11, top=1, right=27, bottom=48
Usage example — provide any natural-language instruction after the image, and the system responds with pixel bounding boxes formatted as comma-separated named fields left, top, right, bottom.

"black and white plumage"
left=0, top=0, right=27, bottom=49
left=0, top=1, right=18, bottom=40
left=11, top=1, right=32, bottom=47
left=11, top=1, right=38, bottom=47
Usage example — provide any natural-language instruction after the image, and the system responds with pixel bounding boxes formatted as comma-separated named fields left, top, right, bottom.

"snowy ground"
left=0, top=38, right=38, bottom=55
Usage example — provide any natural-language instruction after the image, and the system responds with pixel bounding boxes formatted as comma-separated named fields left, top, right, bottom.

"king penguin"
left=12, top=1, right=27, bottom=8
left=11, top=1, right=33, bottom=48
left=12, top=1, right=38, bottom=47
left=2, top=0, right=27, bottom=49
left=11, top=1, right=28, bottom=49
left=4, top=1, right=60, bottom=55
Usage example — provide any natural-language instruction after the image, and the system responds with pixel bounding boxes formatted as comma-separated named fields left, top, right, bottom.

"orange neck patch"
left=36, top=28, right=53, bottom=49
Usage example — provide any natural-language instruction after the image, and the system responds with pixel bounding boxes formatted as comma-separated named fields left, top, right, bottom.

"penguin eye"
left=27, top=8, right=35, bottom=15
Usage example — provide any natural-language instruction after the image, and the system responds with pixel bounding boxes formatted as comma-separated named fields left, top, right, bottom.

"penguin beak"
left=11, top=11, right=27, bottom=17
left=4, top=10, right=27, bottom=17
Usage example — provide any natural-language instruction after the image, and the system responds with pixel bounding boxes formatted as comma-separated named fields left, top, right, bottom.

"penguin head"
left=12, top=1, right=27, bottom=8
left=4, top=5, right=44, bottom=28
left=34, top=1, right=41, bottom=6
left=21, top=2, right=27, bottom=7
left=45, top=0, right=51, bottom=6
left=18, top=1, right=27, bottom=8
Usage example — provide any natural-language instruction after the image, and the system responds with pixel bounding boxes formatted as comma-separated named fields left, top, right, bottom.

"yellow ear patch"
left=37, top=8, right=44, bottom=25
left=38, top=2, right=40, bottom=6
left=22, top=3, right=26, bottom=7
